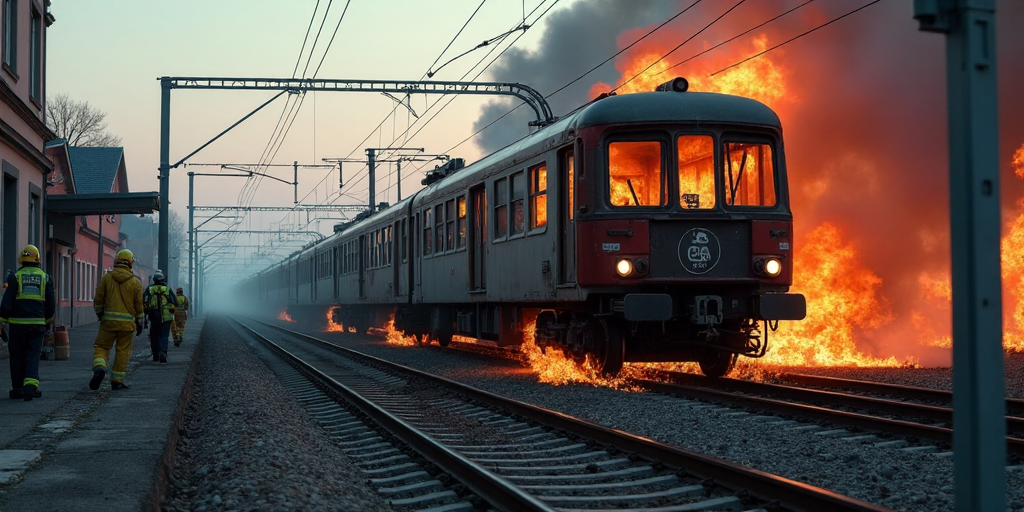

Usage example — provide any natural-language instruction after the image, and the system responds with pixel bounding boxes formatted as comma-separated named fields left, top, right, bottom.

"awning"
left=45, top=192, right=160, bottom=216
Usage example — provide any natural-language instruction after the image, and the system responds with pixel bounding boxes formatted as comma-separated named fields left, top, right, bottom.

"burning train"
left=237, top=78, right=806, bottom=377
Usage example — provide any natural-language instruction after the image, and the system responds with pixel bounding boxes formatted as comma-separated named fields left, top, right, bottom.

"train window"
left=566, top=152, right=574, bottom=221
left=724, top=142, right=776, bottom=207
left=423, top=209, right=433, bottom=255
left=401, top=219, right=408, bottom=263
left=494, top=178, right=508, bottom=239
left=511, top=171, right=525, bottom=235
left=386, top=225, right=393, bottom=265
left=678, top=135, right=715, bottom=209
left=529, top=163, right=547, bottom=229
left=457, top=196, right=467, bottom=249
left=445, top=199, right=456, bottom=251
left=434, top=205, right=444, bottom=254
left=608, top=141, right=664, bottom=207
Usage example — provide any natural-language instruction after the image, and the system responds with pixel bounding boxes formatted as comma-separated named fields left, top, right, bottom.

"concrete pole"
left=916, top=1, right=1004, bottom=510
left=158, top=77, right=171, bottom=279
left=293, top=160, right=298, bottom=205
left=188, top=172, right=194, bottom=307
left=397, top=160, right=402, bottom=202
left=367, top=148, right=376, bottom=210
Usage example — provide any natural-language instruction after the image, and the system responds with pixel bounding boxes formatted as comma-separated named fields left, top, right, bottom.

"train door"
left=559, top=149, right=577, bottom=284
left=393, top=220, right=401, bottom=297
left=332, top=246, right=339, bottom=300
left=358, top=234, right=366, bottom=299
left=469, top=185, right=487, bottom=290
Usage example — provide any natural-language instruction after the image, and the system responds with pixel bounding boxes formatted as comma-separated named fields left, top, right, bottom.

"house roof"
left=68, top=147, right=125, bottom=194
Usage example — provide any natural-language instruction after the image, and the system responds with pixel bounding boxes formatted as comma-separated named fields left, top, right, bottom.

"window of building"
left=28, top=193, right=39, bottom=246
left=2, top=0, right=16, bottom=73
left=723, top=141, right=776, bottom=207
left=30, top=6, right=40, bottom=101
left=677, top=135, right=716, bottom=209
left=456, top=197, right=466, bottom=249
left=445, top=199, right=455, bottom=251
left=510, top=171, right=525, bottom=235
left=608, top=141, right=664, bottom=207
left=529, top=164, right=547, bottom=230
left=423, top=209, right=433, bottom=255
left=494, top=178, right=508, bottom=240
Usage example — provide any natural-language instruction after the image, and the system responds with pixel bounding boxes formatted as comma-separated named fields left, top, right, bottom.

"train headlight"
left=634, top=258, right=650, bottom=276
left=615, top=259, right=633, bottom=277
left=754, top=257, right=783, bottom=277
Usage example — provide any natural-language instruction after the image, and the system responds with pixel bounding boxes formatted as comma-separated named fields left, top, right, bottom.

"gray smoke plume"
left=472, top=0, right=678, bottom=153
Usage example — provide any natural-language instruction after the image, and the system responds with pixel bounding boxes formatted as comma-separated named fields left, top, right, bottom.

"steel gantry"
left=157, top=76, right=557, bottom=275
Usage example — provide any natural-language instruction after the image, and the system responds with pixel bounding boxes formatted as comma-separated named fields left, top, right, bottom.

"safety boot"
left=23, top=384, right=40, bottom=401
left=89, top=367, right=105, bottom=390
left=9, top=389, right=23, bottom=400
left=111, top=381, right=130, bottom=390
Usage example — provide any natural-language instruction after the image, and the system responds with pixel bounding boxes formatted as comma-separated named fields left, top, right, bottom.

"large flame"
left=278, top=309, right=294, bottom=323
left=516, top=320, right=641, bottom=389
left=1001, top=143, right=1024, bottom=351
left=325, top=307, right=345, bottom=332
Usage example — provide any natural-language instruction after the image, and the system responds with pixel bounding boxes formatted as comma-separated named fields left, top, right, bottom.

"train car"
left=241, top=79, right=806, bottom=377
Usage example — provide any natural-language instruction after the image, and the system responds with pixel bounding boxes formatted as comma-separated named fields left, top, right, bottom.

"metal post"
left=158, top=77, right=172, bottom=277
left=97, top=215, right=103, bottom=284
left=915, top=2, right=1003, bottom=510
left=293, top=160, right=298, bottom=205
left=367, top=148, right=376, bottom=210
left=397, top=160, right=402, bottom=202
left=188, top=172, right=195, bottom=308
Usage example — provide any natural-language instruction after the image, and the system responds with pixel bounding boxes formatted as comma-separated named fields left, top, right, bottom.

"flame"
left=325, top=307, right=345, bottom=332
left=278, top=309, right=294, bottom=322
left=382, top=313, right=420, bottom=346
left=1002, top=144, right=1024, bottom=351
left=516, top=319, right=643, bottom=389
left=769, top=223, right=901, bottom=366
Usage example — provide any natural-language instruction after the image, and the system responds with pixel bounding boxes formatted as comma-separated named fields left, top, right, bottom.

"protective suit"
left=143, top=272, right=176, bottom=363
left=90, top=250, right=144, bottom=391
left=0, top=245, right=56, bottom=401
left=171, top=288, right=190, bottom=346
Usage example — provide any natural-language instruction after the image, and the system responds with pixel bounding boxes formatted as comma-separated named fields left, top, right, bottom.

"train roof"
left=575, top=91, right=781, bottom=129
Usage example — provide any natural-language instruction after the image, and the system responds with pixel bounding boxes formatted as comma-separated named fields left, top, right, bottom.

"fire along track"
left=634, top=371, right=1024, bottom=459
left=232, top=316, right=890, bottom=512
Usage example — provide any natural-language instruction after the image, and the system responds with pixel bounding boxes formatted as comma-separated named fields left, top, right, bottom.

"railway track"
left=634, top=371, right=1024, bottom=458
left=237, top=316, right=890, bottom=512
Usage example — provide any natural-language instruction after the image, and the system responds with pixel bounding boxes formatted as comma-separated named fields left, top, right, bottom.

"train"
left=237, top=77, right=806, bottom=377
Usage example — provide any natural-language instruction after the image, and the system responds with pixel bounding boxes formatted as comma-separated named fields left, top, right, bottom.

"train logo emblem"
left=677, top=228, right=720, bottom=275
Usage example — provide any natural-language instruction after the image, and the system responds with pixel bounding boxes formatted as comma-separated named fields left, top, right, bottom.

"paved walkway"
left=0, top=317, right=205, bottom=512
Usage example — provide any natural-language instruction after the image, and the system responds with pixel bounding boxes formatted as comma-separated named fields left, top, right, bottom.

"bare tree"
left=46, top=93, right=122, bottom=147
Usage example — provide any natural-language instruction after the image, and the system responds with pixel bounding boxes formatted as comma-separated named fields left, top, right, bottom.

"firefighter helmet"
left=19, top=245, right=40, bottom=264
left=154, top=270, right=166, bottom=284
left=176, top=287, right=183, bottom=294
left=116, top=249, right=134, bottom=267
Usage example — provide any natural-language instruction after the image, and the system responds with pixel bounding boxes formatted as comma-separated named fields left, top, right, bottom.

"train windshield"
left=678, top=135, right=716, bottom=209
left=724, top=141, right=776, bottom=207
left=608, top=141, right=665, bottom=207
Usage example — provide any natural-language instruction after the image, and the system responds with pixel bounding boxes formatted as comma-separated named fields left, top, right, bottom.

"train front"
left=571, top=85, right=806, bottom=376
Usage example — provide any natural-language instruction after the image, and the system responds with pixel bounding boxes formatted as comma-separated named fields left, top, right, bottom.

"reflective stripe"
left=103, top=311, right=136, bottom=322
left=8, top=318, right=45, bottom=325
left=111, top=371, right=125, bottom=381
left=23, top=378, right=39, bottom=387
left=93, top=358, right=106, bottom=369
left=15, top=268, right=46, bottom=301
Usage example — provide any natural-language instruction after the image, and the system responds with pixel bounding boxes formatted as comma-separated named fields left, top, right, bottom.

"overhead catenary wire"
left=710, top=0, right=882, bottom=76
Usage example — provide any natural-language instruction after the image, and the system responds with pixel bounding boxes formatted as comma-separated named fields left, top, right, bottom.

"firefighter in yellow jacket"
left=89, top=249, right=144, bottom=391
left=0, top=245, right=56, bottom=401
left=171, top=287, right=190, bottom=346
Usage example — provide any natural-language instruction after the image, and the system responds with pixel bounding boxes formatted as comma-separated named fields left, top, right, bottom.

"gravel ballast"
left=161, top=318, right=394, bottom=512
left=309, top=328, right=1024, bottom=512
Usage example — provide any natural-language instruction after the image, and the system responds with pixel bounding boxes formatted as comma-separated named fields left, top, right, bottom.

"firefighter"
left=90, top=249, right=144, bottom=391
left=143, top=271, right=176, bottom=363
left=171, top=287, right=190, bottom=347
left=0, top=245, right=56, bottom=401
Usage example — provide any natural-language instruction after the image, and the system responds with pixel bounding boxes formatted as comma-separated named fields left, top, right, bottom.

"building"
left=1, top=0, right=55, bottom=276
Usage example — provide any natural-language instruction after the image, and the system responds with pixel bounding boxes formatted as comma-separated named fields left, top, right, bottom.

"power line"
left=425, top=0, right=488, bottom=79
left=612, top=0, right=747, bottom=93
left=658, top=0, right=815, bottom=77
left=710, top=0, right=882, bottom=76
left=292, top=0, right=322, bottom=78
left=311, top=0, right=354, bottom=78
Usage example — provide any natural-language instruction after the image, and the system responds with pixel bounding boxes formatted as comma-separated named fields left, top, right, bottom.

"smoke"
left=472, top=0, right=678, bottom=153
left=471, top=0, right=1024, bottom=364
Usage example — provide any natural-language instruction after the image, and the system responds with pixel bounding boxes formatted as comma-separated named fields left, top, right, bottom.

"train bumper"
left=757, top=293, right=806, bottom=320
left=624, top=294, right=673, bottom=321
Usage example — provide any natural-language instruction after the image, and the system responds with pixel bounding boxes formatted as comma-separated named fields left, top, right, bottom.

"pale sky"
left=46, top=0, right=570, bottom=276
